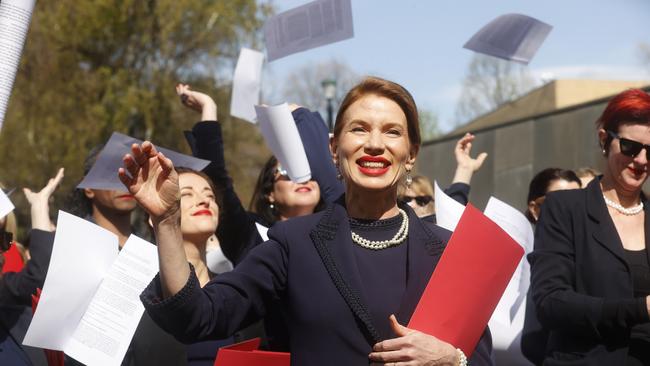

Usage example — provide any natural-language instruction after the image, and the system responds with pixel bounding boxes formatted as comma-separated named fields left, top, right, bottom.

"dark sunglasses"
left=608, top=130, right=650, bottom=160
left=400, top=195, right=433, bottom=206
left=273, top=166, right=291, bottom=182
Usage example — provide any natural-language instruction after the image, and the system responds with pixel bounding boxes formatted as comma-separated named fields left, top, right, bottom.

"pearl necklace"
left=351, top=209, right=409, bottom=250
left=602, top=195, right=644, bottom=216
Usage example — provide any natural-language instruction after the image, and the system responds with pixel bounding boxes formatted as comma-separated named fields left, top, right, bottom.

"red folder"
left=1, top=243, right=25, bottom=273
left=213, top=338, right=290, bottom=366
left=408, top=204, right=524, bottom=357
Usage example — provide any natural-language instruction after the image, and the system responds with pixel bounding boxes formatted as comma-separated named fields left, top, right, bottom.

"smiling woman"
left=121, top=77, right=494, bottom=366
left=529, top=89, right=650, bottom=365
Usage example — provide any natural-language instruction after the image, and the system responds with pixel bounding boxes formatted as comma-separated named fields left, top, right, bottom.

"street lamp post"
left=321, top=79, right=337, bottom=132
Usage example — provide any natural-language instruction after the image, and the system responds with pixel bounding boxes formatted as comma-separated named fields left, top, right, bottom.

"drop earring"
left=405, top=169, right=413, bottom=188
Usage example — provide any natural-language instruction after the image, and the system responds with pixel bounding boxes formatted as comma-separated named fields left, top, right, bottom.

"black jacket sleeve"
left=443, top=182, right=470, bottom=206
left=0, top=230, right=55, bottom=306
left=141, top=228, right=289, bottom=343
left=292, top=108, right=344, bottom=203
left=186, top=121, right=262, bottom=265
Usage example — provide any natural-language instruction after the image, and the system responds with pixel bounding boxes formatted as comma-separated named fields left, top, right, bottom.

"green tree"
left=0, top=0, right=272, bottom=235
left=418, top=109, right=441, bottom=142
left=273, top=58, right=360, bottom=115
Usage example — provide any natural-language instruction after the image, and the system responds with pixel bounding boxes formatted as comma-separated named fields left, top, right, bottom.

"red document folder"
left=408, top=204, right=524, bottom=357
left=213, top=338, right=290, bottom=366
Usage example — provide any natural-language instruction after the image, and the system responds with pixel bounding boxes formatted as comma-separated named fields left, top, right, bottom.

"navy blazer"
left=529, top=178, right=650, bottom=365
left=142, top=200, right=493, bottom=365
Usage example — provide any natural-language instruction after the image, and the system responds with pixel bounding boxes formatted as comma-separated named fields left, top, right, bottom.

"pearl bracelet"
left=457, top=348, right=468, bottom=366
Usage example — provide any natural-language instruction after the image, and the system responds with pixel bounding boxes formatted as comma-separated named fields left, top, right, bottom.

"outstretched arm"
left=119, top=142, right=188, bottom=298
left=176, top=83, right=217, bottom=121
left=177, top=83, right=261, bottom=264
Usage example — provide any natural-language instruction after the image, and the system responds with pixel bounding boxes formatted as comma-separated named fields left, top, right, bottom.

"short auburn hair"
left=597, top=89, right=650, bottom=132
left=333, top=76, right=421, bottom=148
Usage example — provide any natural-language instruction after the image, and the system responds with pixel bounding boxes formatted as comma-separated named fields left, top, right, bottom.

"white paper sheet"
left=65, top=235, right=159, bottom=366
left=463, top=13, right=552, bottom=65
left=23, top=211, right=118, bottom=350
left=484, top=196, right=534, bottom=313
left=484, top=197, right=534, bottom=356
left=255, top=222, right=269, bottom=242
left=0, top=188, right=15, bottom=219
left=0, top=0, right=35, bottom=130
left=263, top=0, right=354, bottom=62
left=255, top=103, right=311, bottom=183
left=230, top=48, right=265, bottom=123
left=433, top=180, right=465, bottom=232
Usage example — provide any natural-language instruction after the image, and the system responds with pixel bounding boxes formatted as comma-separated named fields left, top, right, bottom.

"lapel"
left=309, top=198, right=447, bottom=344
left=642, top=191, right=650, bottom=266
left=395, top=203, right=446, bottom=325
left=585, top=178, right=629, bottom=270
left=309, top=198, right=381, bottom=344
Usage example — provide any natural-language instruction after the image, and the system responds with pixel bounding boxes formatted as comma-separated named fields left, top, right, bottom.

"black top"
left=624, top=248, right=650, bottom=351
left=350, top=213, right=408, bottom=340
left=528, top=178, right=650, bottom=365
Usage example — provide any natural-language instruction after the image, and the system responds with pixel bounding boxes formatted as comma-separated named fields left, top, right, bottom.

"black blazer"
left=141, top=200, right=493, bottom=365
left=529, top=178, right=650, bottom=365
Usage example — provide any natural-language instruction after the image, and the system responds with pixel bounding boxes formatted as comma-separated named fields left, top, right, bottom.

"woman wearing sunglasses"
left=529, top=89, right=650, bottom=365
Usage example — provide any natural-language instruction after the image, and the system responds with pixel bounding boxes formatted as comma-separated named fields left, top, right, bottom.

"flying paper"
left=463, top=13, right=552, bottom=64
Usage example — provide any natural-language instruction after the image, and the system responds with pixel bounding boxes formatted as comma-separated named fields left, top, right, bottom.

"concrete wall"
left=418, top=99, right=614, bottom=213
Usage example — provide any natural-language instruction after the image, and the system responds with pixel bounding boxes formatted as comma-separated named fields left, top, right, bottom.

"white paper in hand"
left=255, top=103, right=311, bottom=183
left=230, top=48, right=265, bottom=123
left=484, top=196, right=535, bottom=357
left=433, top=180, right=465, bottom=232
left=463, top=13, right=552, bottom=64
left=23, top=211, right=118, bottom=350
left=263, top=0, right=354, bottom=62
left=65, top=235, right=159, bottom=366
left=0, top=188, right=15, bottom=219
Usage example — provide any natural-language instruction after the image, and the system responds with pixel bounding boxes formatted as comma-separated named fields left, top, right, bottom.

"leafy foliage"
left=0, top=0, right=272, bottom=237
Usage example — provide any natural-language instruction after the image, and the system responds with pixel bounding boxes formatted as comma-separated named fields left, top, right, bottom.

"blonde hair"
left=398, top=175, right=434, bottom=197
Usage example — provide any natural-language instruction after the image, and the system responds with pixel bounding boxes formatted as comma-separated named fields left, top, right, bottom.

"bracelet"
left=456, top=348, right=468, bottom=366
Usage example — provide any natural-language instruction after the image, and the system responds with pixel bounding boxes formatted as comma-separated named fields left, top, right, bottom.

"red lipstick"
left=356, top=156, right=391, bottom=176
left=192, top=209, right=213, bottom=216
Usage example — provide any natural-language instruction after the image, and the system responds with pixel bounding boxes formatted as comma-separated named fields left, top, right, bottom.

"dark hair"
left=333, top=76, right=421, bottom=148
left=249, top=155, right=325, bottom=225
left=64, top=144, right=104, bottom=217
left=597, top=89, right=650, bottom=153
left=525, top=168, right=581, bottom=223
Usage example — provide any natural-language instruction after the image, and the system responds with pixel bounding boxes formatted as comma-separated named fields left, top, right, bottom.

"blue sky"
left=262, top=0, right=650, bottom=131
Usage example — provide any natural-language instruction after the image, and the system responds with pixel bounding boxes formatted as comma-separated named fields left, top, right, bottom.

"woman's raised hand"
left=119, top=142, right=180, bottom=222
left=23, top=167, right=65, bottom=231
left=369, top=315, right=459, bottom=365
left=176, top=83, right=217, bottom=121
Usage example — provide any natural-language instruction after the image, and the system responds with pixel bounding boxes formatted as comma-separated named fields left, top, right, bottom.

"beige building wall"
left=418, top=84, right=650, bottom=213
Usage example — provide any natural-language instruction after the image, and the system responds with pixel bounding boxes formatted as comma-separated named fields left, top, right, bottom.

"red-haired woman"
left=120, top=77, right=493, bottom=365
left=529, top=89, right=650, bottom=365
